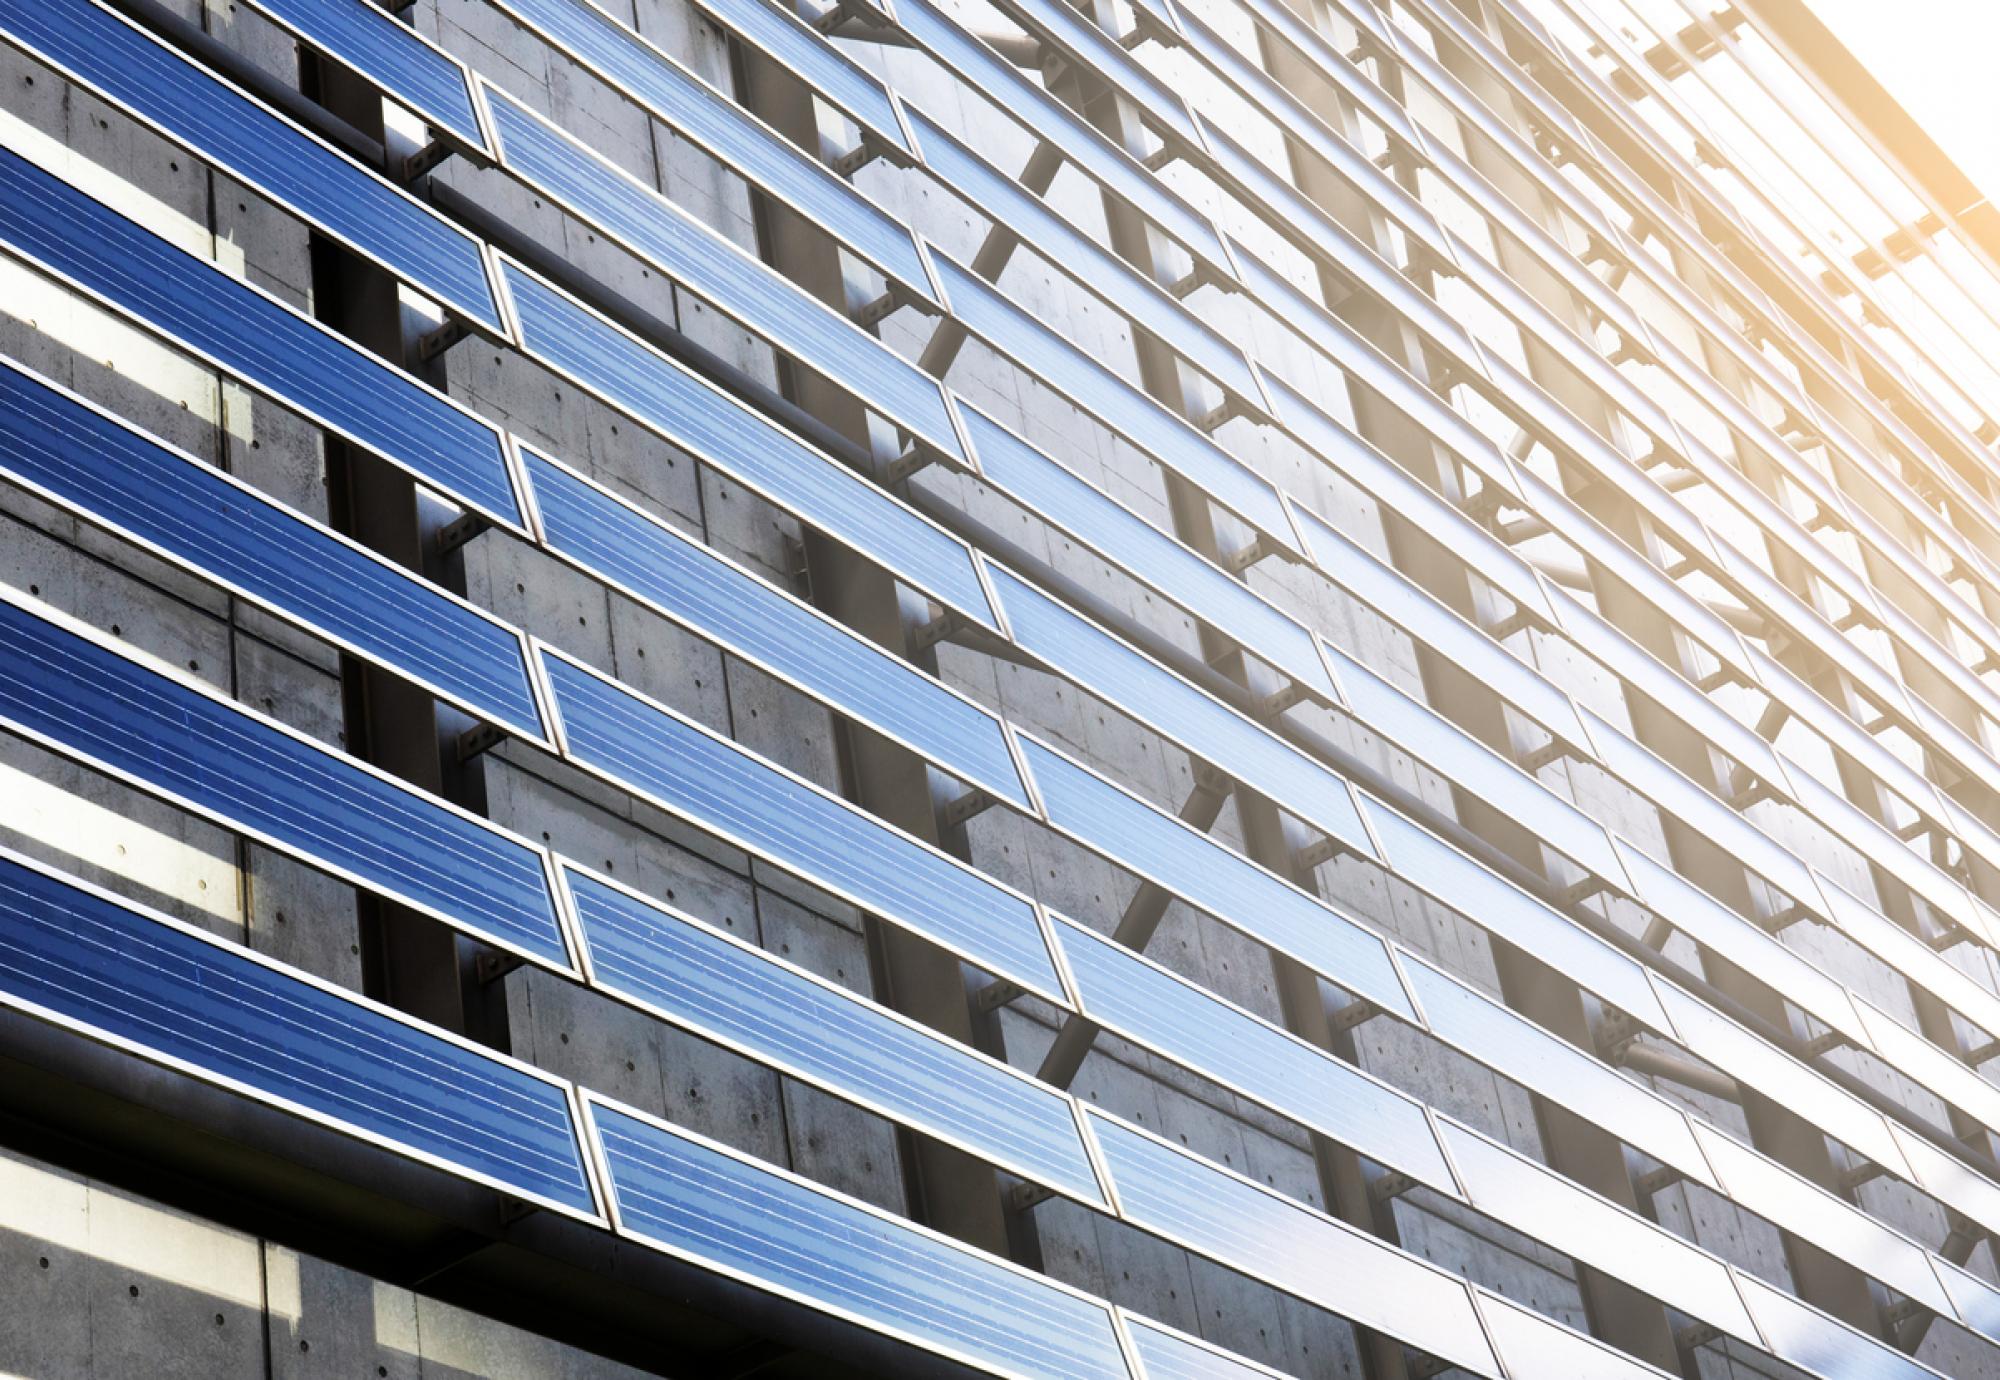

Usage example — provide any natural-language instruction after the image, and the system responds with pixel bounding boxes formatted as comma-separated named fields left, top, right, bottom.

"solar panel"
left=498, top=259, right=995, bottom=629
left=1609, top=837, right=1867, bottom=1049
left=0, top=850, right=596, bottom=1215
left=0, top=0, right=501, bottom=332
left=1360, top=801, right=1670, bottom=1031
left=486, top=87, right=960, bottom=463
left=1286, top=502, right=1592, bottom=756
left=984, top=562, right=1375, bottom=858
left=958, top=405, right=1334, bottom=704
left=1734, top=1270, right=1944, bottom=1380
left=589, top=1097, right=1135, bottom=1379
left=892, top=0, right=1234, bottom=279
left=0, top=146, right=524, bottom=529
left=983, top=0, right=1199, bottom=147
left=1019, top=736, right=1411, bottom=1021
left=1264, top=373, right=1554, bottom=629
left=1052, top=915, right=1448, bottom=1187
left=908, top=106, right=1266, bottom=412
left=1438, top=1115, right=1760, bottom=1344
left=1082, top=1109, right=1500, bottom=1378
left=1690, top=1122, right=1953, bottom=1318
left=680, top=0, right=913, bottom=157
left=523, top=447, right=1025, bottom=806
left=1398, top=951, right=1716, bottom=1191
left=1651, top=979, right=1908, bottom=1180
left=1475, top=1289, right=1676, bottom=1380
left=538, top=649, right=1066, bottom=1005
left=482, top=0, right=932, bottom=298
left=0, top=360, right=546, bottom=741
left=1324, top=642, right=1628, bottom=886
left=0, top=596, right=569, bottom=966
left=567, top=866, right=1103, bottom=1204
left=242, top=0, right=489, bottom=152
left=928, top=251, right=1296, bottom=555
left=1119, top=1316, right=1289, bottom=1380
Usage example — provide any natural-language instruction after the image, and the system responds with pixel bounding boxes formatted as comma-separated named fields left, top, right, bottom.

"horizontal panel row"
left=483, top=0, right=933, bottom=299
left=0, top=0, right=502, bottom=331
left=0, top=142, right=526, bottom=529
left=0, top=358, right=549, bottom=742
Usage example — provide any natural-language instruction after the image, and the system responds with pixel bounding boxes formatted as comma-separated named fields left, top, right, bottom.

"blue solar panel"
left=1053, top=916, right=1448, bottom=1187
left=590, top=1099, right=1135, bottom=1379
left=500, top=261, right=996, bottom=630
left=0, top=597, right=568, bottom=966
left=959, top=406, right=1334, bottom=702
left=0, top=362, right=546, bottom=741
left=1322, top=643, right=1628, bottom=886
left=928, top=251, right=1295, bottom=555
left=1438, top=1117, right=1760, bottom=1345
left=539, top=651, right=1065, bottom=1004
left=241, top=0, right=486, bottom=150
left=1361, top=801, right=1669, bottom=1031
left=1084, top=1110, right=1500, bottom=1377
left=487, top=88, right=959, bottom=462
left=1398, top=952, right=1715, bottom=1190
left=985, top=0, right=1198, bottom=146
left=985, top=562, right=1375, bottom=858
left=0, top=147, right=524, bottom=529
left=1121, top=1318, right=1285, bottom=1380
left=482, top=0, right=932, bottom=298
left=681, top=0, right=912, bottom=157
left=1286, top=502, right=1592, bottom=756
left=0, top=0, right=500, bottom=332
left=1734, top=1272, right=1939, bottom=1380
left=568, top=867, right=1102, bottom=1203
left=1019, top=737, right=1411, bottom=1021
left=1265, top=375, right=1555, bottom=630
left=0, top=851, right=596, bottom=1214
left=893, top=0, right=1234, bottom=279
left=524, top=448, right=1024, bottom=805
left=908, top=107, right=1266, bottom=412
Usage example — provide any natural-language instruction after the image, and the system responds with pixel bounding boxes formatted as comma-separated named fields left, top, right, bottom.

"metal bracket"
left=939, top=788, right=995, bottom=831
left=1256, top=680, right=1310, bottom=718
left=1634, top=1165, right=1683, bottom=1197
left=497, top=1195, right=538, bottom=1226
left=832, top=130, right=914, bottom=175
left=1294, top=834, right=1355, bottom=873
left=1222, top=534, right=1277, bottom=572
left=455, top=722, right=507, bottom=763
left=1007, top=1181, right=1056, bottom=1212
left=1515, top=740, right=1575, bottom=774
left=1484, top=610, right=1533, bottom=641
left=1840, top=1160, right=1887, bottom=1192
left=972, top=979, right=1026, bottom=1013
left=416, top=318, right=469, bottom=362
left=435, top=512, right=491, bottom=557
left=474, top=948, right=528, bottom=986
left=910, top=609, right=957, bottom=654
left=1801, top=1029, right=1847, bottom=1058
left=1141, top=144, right=1179, bottom=173
left=1675, top=1322, right=1722, bottom=1353
left=1195, top=396, right=1245, bottom=434
left=400, top=138, right=456, bottom=183
left=1328, top=998, right=1381, bottom=1036
left=1368, top=1170, right=1418, bottom=1202
left=883, top=445, right=936, bottom=486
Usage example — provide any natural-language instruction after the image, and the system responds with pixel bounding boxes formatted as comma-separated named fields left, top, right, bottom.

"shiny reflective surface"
left=541, top=650, right=1065, bottom=1003
left=0, top=0, right=501, bottom=330
left=592, top=1099, right=1134, bottom=1379
left=501, top=260, right=995, bottom=626
left=0, top=596, right=568, bottom=965
left=1, top=360, right=545, bottom=740
left=0, top=145, right=523, bottom=527
left=570, top=867, right=1102, bottom=1203
left=0, top=851, right=597, bottom=1214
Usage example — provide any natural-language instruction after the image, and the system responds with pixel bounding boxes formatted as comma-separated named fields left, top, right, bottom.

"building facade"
left=3, top=0, right=2000, bottom=1374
